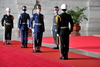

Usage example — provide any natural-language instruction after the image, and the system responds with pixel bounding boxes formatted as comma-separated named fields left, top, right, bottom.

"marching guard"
left=30, top=4, right=45, bottom=52
left=52, top=6, right=59, bottom=49
left=18, top=6, right=30, bottom=48
left=1, top=8, right=14, bottom=44
left=56, top=4, right=74, bottom=60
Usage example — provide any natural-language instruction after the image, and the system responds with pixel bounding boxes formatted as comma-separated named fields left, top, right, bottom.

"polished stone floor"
left=1, top=30, right=100, bottom=40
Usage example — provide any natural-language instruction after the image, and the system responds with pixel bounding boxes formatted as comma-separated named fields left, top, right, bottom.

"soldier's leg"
left=59, top=33, right=69, bottom=60
left=5, top=29, right=10, bottom=44
left=24, top=29, right=28, bottom=48
left=35, top=32, right=41, bottom=52
left=64, top=36, right=69, bottom=59
left=34, top=33, right=38, bottom=52
left=38, top=32, right=43, bottom=46
left=37, top=32, right=43, bottom=52
left=52, top=30, right=59, bottom=49
left=20, top=30, right=25, bottom=48
left=59, top=36, right=65, bottom=59
left=7, top=29, right=12, bottom=44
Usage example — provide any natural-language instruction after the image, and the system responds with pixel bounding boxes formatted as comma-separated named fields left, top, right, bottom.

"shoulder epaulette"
left=56, top=15, right=62, bottom=23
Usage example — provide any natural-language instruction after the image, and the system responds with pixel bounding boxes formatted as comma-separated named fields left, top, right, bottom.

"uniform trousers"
left=34, top=32, right=43, bottom=47
left=5, top=25, right=12, bottom=40
left=20, top=29, right=28, bottom=43
left=52, top=30, right=59, bottom=46
left=59, top=28, right=70, bottom=57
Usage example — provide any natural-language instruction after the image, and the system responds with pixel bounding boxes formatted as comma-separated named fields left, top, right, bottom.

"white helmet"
left=6, top=7, right=10, bottom=11
left=61, top=4, right=67, bottom=9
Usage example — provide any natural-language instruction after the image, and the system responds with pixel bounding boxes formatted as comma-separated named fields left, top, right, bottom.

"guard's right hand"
left=29, top=27, right=32, bottom=29
left=32, top=29, right=34, bottom=32
left=55, top=30, right=57, bottom=32
left=57, top=34, right=59, bottom=36
left=2, top=27, right=5, bottom=29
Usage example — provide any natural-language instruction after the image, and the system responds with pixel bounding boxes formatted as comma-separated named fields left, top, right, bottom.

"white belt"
left=35, top=23, right=42, bottom=25
left=22, top=23, right=27, bottom=24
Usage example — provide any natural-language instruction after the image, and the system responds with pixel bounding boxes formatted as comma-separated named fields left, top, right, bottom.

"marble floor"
left=1, top=30, right=100, bottom=40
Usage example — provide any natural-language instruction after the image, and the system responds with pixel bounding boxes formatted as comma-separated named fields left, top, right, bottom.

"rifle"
left=2, top=22, right=6, bottom=44
left=3, top=29, right=5, bottom=44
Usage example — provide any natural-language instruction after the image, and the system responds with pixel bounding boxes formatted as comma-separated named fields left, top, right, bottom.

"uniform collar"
left=6, top=14, right=10, bottom=16
left=23, top=11, right=26, bottom=13
left=61, top=11, right=66, bottom=13
left=55, top=13, right=59, bottom=15
left=37, top=13, right=40, bottom=15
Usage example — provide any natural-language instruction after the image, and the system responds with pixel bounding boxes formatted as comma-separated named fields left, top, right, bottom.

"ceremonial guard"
left=1, top=8, right=14, bottom=44
left=30, top=4, right=45, bottom=52
left=18, top=6, right=30, bottom=48
left=52, top=6, right=59, bottom=49
left=56, top=4, right=73, bottom=60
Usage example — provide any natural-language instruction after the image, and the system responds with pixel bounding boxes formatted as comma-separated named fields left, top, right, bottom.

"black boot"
left=60, top=54, right=68, bottom=60
left=60, top=54, right=65, bottom=60
left=21, top=43, right=25, bottom=48
left=6, top=40, right=8, bottom=44
left=64, top=52, right=68, bottom=59
left=53, top=45, right=59, bottom=49
left=36, top=46, right=41, bottom=53
left=25, top=43, right=27, bottom=48
left=60, top=53, right=68, bottom=60
left=8, top=40, right=11, bottom=44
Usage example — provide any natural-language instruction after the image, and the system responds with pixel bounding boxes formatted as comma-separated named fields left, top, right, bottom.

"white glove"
left=51, top=30, right=52, bottom=34
left=55, top=30, right=57, bottom=32
left=32, top=29, right=34, bottom=32
left=51, top=27, right=52, bottom=30
left=29, top=27, right=32, bottom=29
left=51, top=28, right=52, bottom=34
left=57, top=34, right=59, bottom=36
left=2, top=27, right=5, bottom=29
